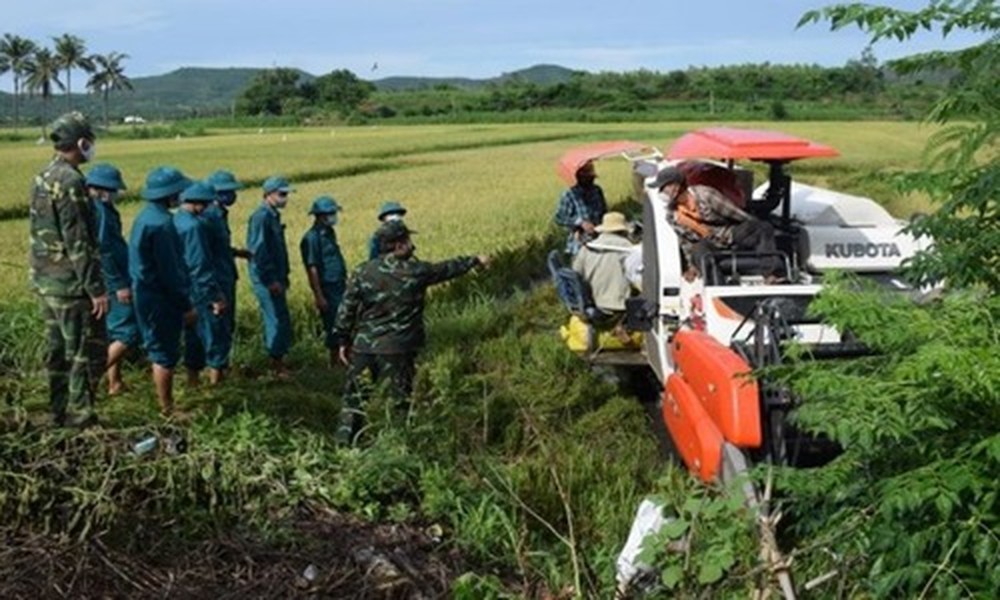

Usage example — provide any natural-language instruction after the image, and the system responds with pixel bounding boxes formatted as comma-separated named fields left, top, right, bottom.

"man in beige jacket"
left=571, top=212, right=637, bottom=314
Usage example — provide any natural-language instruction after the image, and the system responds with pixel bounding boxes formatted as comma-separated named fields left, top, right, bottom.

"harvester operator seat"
left=698, top=249, right=792, bottom=286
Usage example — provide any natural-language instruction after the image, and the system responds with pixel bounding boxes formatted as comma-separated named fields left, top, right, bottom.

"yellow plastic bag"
left=560, top=315, right=642, bottom=353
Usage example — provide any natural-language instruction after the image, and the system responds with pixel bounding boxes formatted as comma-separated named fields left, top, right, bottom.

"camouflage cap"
left=375, top=220, right=416, bottom=248
left=49, top=111, right=95, bottom=145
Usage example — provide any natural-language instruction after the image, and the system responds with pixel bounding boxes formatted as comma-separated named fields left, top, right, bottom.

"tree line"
left=0, top=33, right=132, bottom=131
left=234, top=48, right=951, bottom=122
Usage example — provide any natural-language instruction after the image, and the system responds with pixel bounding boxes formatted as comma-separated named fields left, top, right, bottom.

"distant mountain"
left=0, top=64, right=576, bottom=123
left=495, top=64, right=580, bottom=86
left=130, top=67, right=274, bottom=108
left=372, top=64, right=578, bottom=91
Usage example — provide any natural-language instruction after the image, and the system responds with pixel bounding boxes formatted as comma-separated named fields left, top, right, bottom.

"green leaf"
left=698, top=561, right=724, bottom=585
left=661, top=564, right=684, bottom=589
left=661, top=518, right=689, bottom=540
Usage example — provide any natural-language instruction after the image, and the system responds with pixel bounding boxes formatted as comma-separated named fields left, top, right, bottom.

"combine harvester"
left=551, top=128, right=928, bottom=595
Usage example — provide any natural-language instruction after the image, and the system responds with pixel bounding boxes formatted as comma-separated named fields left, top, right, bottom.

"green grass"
left=0, top=120, right=947, bottom=595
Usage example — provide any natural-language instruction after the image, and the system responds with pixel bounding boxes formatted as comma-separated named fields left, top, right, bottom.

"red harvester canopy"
left=556, top=140, right=648, bottom=185
left=667, top=127, right=839, bottom=162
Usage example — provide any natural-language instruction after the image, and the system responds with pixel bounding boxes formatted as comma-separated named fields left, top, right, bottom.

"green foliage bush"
left=773, top=277, right=1000, bottom=597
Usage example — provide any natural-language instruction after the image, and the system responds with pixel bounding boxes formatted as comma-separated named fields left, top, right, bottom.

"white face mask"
left=322, top=214, right=338, bottom=226
left=79, top=139, right=96, bottom=162
left=384, top=213, right=402, bottom=222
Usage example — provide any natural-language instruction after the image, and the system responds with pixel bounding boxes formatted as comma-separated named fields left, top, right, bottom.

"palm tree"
left=0, top=34, right=38, bottom=129
left=24, top=47, right=64, bottom=134
left=53, top=34, right=93, bottom=110
left=87, top=52, right=132, bottom=128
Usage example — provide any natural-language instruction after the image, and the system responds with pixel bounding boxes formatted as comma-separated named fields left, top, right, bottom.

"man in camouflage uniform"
left=29, top=112, right=108, bottom=427
left=333, top=220, right=488, bottom=445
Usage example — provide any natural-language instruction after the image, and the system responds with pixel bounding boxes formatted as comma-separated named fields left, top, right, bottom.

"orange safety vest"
left=675, top=203, right=710, bottom=239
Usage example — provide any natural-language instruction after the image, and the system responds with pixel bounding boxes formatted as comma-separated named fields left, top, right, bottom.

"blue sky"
left=1, top=0, right=989, bottom=87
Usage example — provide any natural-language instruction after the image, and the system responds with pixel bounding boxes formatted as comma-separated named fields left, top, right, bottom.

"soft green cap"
left=262, top=175, right=294, bottom=194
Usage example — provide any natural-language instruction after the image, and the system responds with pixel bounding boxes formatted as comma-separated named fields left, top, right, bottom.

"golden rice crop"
left=0, top=120, right=937, bottom=308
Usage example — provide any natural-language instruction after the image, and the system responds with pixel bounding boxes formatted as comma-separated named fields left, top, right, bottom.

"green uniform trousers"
left=39, top=295, right=105, bottom=425
left=336, top=351, right=415, bottom=445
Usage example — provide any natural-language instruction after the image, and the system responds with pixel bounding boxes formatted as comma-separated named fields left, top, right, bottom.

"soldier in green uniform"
left=130, top=166, right=196, bottom=417
left=86, top=163, right=135, bottom=396
left=247, top=175, right=294, bottom=378
left=367, top=200, right=407, bottom=260
left=300, top=196, right=347, bottom=368
left=174, top=182, right=228, bottom=388
left=204, top=170, right=250, bottom=384
left=29, top=111, right=108, bottom=428
left=333, top=220, right=489, bottom=445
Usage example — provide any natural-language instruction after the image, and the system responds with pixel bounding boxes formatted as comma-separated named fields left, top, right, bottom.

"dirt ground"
left=1, top=508, right=481, bottom=599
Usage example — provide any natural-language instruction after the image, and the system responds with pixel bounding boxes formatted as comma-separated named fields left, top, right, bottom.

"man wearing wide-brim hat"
left=129, top=165, right=197, bottom=417
left=300, top=195, right=347, bottom=367
left=367, top=200, right=407, bottom=260
left=571, top=211, right=637, bottom=314
left=29, top=111, right=107, bottom=428
left=174, top=181, right=229, bottom=389
left=247, top=175, right=295, bottom=378
left=203, top=169, right=249, bottom=384
left=86, top=162, right=138, bottom=397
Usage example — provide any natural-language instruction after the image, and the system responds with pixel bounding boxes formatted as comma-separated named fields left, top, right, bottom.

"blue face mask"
left=322, top=214, right=338, bottom=227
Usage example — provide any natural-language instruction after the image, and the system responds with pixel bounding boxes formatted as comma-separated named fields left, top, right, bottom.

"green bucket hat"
left=180, top=181, right=218, bottom=203
left=309, top=195, right=342, bottom=215
left=262, top=175, right=295, bottom=194
left=48, top=111, right=95, bottom=146
left=85, top=163, right=127, bottom=191
left=206, top=170, right=244, bottom=192
left=141, top=166, right=192, bottom=202
left=377, top=200, right=407, bottom=220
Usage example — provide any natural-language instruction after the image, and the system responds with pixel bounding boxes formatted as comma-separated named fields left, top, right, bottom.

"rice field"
left=0, top=121, right=938, bottom=308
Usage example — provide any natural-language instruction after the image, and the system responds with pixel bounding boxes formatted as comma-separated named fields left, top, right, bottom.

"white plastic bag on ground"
left=615, top=498, right=672, bottom=594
